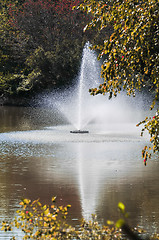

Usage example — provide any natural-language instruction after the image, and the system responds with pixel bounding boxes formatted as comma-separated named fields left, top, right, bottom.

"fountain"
left=39, top=42, right=102, bottom=133
left=69, top=42, right=100, bottom=133
left=40, top=41, right=144, bottom=136
left=0, top=42, right=145, bottom=144
left=0, top=43, right=155, bottom=236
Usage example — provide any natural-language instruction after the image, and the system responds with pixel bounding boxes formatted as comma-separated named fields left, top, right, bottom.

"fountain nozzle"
left=70, top=130, right=89, bottom=134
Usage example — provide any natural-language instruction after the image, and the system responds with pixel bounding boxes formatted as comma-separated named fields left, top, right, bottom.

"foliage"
left=6, top=0, right=89, bottom=93
left=107, top=202, right=159, bottom=240
left=1, top=197, right=120, bottom=239
left=76, top=0, right=159, bottom=163
left=2, top=197, right=159, bottom=240
left=0, top=0, right=33, bottom=97
left=23, top=40, right=84, bottom=90
left=9, top=0, right=86, bottom=48
left=1, top=197, right=75, bottom=239
left=137, top=111, right=159, bottom=165
left=0, top=0, right=89, bottom=100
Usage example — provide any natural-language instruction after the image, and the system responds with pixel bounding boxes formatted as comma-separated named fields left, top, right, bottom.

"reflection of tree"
left=76, top=142, right=159, bottom=232
left=0, top=156, right=24, bottom=220
left=0, top=107, right=35, bottom=132
left=97, top=165, right=159, bottom=232
left=0, top=141, right=83, bottom=227
left=0, top=125, right=159, bottom=233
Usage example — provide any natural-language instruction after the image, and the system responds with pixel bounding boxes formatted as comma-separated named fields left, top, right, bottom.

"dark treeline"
left=0, top=0, right=103, bottom=105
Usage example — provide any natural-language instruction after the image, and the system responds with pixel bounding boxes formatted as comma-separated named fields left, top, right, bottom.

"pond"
left=0, top=106, right=159, bottom=239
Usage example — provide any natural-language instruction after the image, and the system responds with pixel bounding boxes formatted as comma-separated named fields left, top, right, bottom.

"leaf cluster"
left=76, top=0, right=159, bottom=162
left=137, top=110, right=159, bottom=165
left=1, top=198, right=159, bottom=240
left=78, top=0, right=158, bottom=100
left=2, top=197, right=75, bottom=239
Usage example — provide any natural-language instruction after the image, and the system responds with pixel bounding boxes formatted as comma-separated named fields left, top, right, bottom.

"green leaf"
left=116, top=218, right=125, bottom=228
left=118, top=202, right=125, bottom=212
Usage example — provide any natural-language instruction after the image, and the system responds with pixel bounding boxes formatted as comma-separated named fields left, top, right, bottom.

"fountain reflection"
left=0, top=123, right=159, bottom=235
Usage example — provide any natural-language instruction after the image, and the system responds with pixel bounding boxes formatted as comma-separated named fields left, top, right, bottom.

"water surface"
left=0, top=106, right=159, bottom=239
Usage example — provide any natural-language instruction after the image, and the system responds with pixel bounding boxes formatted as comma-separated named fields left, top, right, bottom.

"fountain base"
left=70, top=130, right=89, bottom=134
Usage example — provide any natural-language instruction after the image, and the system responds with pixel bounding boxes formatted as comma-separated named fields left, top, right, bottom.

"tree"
left=0, top=0, right=89, bottom=101
left=0, top=0, right=35, bottom=99
left=7, top=0, right=89, bottom=92
left=9, top=0, right=86, bottom=51
left=77, top=0, right=159, bottom=164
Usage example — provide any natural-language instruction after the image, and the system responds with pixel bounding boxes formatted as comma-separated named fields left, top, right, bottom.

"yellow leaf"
left=44, top=208, right=50, bottom=216
left=105, top=62, right=111, bottom=70
left=107, top=220, right=114, bottom=225
left=52, top=197, right=56, bottom=202
left=118, top=202, right=125, bottom=212
left=116, top=219, right=125, bottom=228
